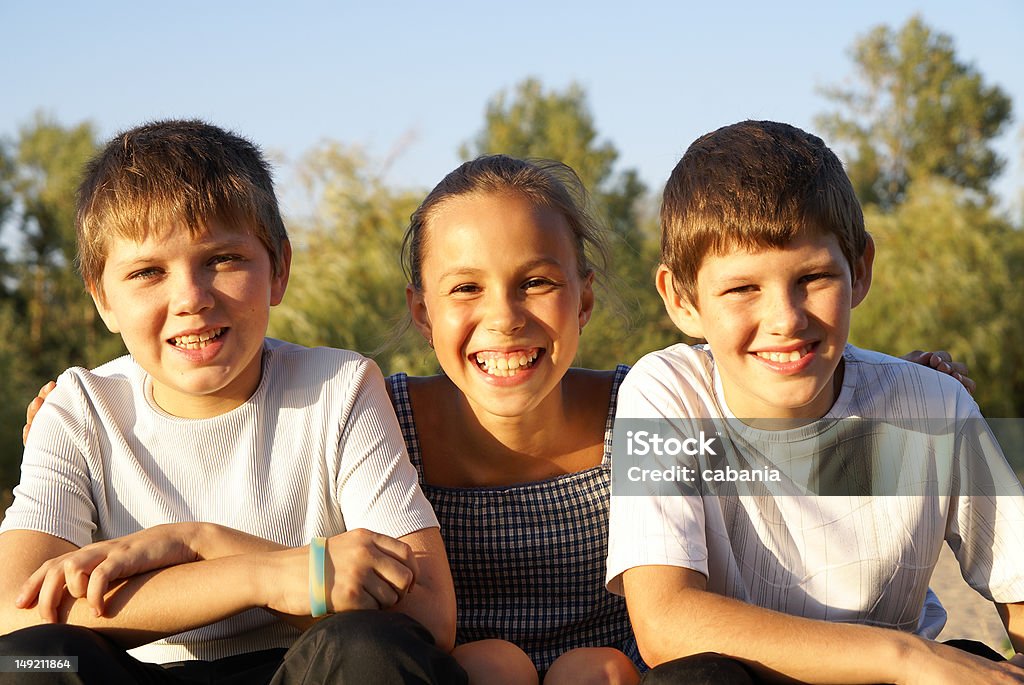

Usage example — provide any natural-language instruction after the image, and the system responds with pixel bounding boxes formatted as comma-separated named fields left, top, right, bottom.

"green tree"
left=849, top=178, right=1021, bottom=417
left=269, top=142, right=435, bottom=376
left=462, top=78, right=679, bottom=369
left=817, top=15, right=1012, bottom=209
left=0, top=115, right=120, bottom=494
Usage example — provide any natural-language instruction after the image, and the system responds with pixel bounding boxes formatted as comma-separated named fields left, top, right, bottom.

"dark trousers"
left=0, top=611, right=467, bottom=685
left=640, top=640, right=1006, bottom=685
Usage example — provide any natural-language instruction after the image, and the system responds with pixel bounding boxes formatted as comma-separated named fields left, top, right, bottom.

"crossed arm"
left=0, top=523, right=455, bottom=651
left=624, top=565, right=1024, bottom=685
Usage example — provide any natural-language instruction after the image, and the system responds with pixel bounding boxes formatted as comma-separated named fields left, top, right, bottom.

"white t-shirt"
left=2, top=338, right=438, bottom=663
left=607, top=343, right=1024, bottom=634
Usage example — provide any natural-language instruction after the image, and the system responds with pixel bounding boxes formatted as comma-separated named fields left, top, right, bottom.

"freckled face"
left=92, top=222, right=290, bottom=418
left=408, top=192, right=593, bottom=419
left=659, top=230, right=872, bottom=422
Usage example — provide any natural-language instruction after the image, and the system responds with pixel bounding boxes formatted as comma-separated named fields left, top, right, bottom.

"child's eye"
left=800, top=272, right=833, bottom=284
left=128, top=267, right=163, bottom=281
left=210, top=254, right=243, bottom=267
left=723, top=285, right=756, bottom=295
left=449, top=284, right=481, bottom=295
left=523, top=278, right=560, bottom=291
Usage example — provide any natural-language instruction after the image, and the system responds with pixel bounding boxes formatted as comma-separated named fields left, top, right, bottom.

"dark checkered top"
left=388, top=366, right=642, bottom=675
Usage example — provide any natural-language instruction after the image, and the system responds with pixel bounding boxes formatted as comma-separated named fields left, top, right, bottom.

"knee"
left=302, top=610, right=434, bottom=657
left=453, top=639, right=537, bottom=685
left=281, top=610, right=466, bottom=683
left=546, top=648, right=640, bottom=685
left=641, top=653, right=754, bottom=685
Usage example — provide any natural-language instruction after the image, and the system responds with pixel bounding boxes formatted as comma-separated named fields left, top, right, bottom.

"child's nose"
left=485, top=291, right=526, bottom=335
left=765, top=291, right=808, bottom=335
left=172, top=273, right=215, bottom=315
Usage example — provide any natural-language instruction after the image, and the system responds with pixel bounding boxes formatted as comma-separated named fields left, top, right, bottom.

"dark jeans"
left=0, top=611, right=467, bottom=684
left=640, top=640, right=1006, bottom=685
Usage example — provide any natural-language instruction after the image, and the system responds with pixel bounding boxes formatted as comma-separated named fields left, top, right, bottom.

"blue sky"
left=3, top=1, right=1021, bottom=212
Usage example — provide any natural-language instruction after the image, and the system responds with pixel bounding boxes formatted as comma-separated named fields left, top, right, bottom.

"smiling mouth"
left=474, top=349, right=541, bottom=377
left=170, top=328, right=225, bottom=350
left=753, top=344, right=814, bottom=363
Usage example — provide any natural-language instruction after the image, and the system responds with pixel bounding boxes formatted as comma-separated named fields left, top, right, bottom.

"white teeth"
left=172, top=328, right=223, bottom=350
left=756, top=346, right=810, bottom=363
left=474, top=350, right=540, bottom=376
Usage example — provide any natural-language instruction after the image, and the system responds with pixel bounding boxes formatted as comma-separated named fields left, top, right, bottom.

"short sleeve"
left=334, top=359, right=438, bottom=538
left=1, top=370, right=98, bottom=547
left=606, top=354, right=711, bottom=595
left=946, top=404, right=1024, bottom=603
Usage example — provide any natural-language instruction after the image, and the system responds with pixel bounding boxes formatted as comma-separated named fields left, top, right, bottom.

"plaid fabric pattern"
left=389, top=366, right=642, bottom=674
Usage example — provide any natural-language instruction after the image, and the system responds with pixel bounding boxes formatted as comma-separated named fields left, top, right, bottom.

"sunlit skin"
left=657, top=229, right=873, bottom=426
left=408, top=191, right=594, bottom=432
left=91, top=222, right=290, bottom=418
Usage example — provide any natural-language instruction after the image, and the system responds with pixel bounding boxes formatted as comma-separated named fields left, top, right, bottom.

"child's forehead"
left=102, top=220, right=255, bottom=256
left=696, top=229, right=844, bottom=275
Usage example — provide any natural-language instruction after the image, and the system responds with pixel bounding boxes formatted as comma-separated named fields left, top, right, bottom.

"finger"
left=86, top=564, right=113, bottom=617
left=930, top=350, right=952, bottom=363
left=36, top=567, right=69, bottom=623
left=957, top=374, right=977, bottom=395
left=949, top=360, right=969, bottom=376
left=366, top=572, right=402, bottom=609
left=64, top=566, right=90, bottom=600
left=15, top=564, right=49, bottom=609
left=367, top=550, right=417, bottom=600
left=365, top=533, right=418, bottom=576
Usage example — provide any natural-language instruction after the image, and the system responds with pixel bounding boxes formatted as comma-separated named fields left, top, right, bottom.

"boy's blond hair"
left=660, top=120, right=867, bottom=303
left=76, top=120, right=288, bottom=293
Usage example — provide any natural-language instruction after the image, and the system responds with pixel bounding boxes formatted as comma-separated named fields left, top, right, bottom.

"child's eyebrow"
left=436, top=257, right=567, bottom=282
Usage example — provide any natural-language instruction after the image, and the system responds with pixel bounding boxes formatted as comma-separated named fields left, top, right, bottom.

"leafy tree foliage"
left=0, top=115, right=121, bottom=490
left=268, top=142, right=436, bottom=376
left=850, top=178, right=1023, bottom=417
left=817, top=15, right=1012, bottom=209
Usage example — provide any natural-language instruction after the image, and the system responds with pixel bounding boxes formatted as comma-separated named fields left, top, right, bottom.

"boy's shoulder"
left=841, top=344, right=977, bottom=418
left=262, top=337, right=376, bottom=389
left=620, top=343, right=717, bottom=415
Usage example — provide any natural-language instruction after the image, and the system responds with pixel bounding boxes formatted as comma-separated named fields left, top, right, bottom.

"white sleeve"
left=0, top=370, right=97, bottom=547
left=606, top=357, right=711, bottom=595
left=334, top=359, right=438, bottom=538
left=947, top=404, right=1024, bottom=603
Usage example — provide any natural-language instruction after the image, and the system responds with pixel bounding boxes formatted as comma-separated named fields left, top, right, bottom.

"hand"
left=902, top=638, right=1024, bottom=685
left=262, top=529, right=418, bottom=617
left=902, top=350, right=976, bottom=395
left=17, top=523, right=201, bottom=622
left=22, top=381, right=56, bottom=446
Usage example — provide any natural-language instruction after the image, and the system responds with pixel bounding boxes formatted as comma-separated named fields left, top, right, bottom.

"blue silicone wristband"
left=309, top=536, right=328, bottom=618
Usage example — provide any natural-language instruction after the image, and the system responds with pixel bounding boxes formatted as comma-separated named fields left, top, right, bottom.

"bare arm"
left=624, top=565, right=1024, bottom=685
left=0, top=529, right=266, bottom=646
left=391, top=527, right=456, bottom=651
left=5, top=522, right=449, bottom=649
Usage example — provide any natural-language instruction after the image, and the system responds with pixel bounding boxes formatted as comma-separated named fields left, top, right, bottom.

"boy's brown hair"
left=660, top=120, right=867, bottom=303
left=77, top=120, right=288, bottom=293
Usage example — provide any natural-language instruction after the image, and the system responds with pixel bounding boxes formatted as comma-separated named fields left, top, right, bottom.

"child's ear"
left=850, top=233, right=875, bottom=309
left=89, top=284, right=120, bottom=334
left=578, top=270, right=595, bottom=329
left=656, top=265, right=704, bottom=339
left=406, top=284, right=433, bottom=344
left=270, top=239, right=292, bottom=306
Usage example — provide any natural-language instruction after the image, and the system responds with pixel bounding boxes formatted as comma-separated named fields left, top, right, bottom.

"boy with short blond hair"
left=607, top=120, right=1024, bottom=684
left=0, top=120, right=464, bottom=684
